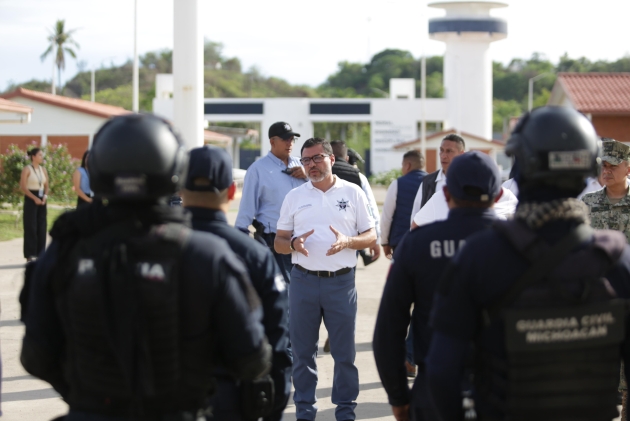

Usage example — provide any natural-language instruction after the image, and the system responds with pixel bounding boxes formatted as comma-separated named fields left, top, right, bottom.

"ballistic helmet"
left=505, top=106, right=600, bottom=192
left=89, top=114, right=187, bottom=200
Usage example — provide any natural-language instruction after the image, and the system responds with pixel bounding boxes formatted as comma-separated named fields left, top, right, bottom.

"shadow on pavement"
left=2, top=374, right=36, bottom=382
left=0, top=319, right=23, bottom=327
left=3, top=387, right=60, bottom=402
left=0, top=264, right=25, bottom=270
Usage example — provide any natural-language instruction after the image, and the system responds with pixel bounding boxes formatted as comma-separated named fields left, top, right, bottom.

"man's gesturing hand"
left=327, top=225, right=350, bottom=256
left=293, top=229, right=314, bottom=256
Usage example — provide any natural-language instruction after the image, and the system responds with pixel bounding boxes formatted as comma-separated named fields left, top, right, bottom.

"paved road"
left=0, top=208, right=401, bottom=420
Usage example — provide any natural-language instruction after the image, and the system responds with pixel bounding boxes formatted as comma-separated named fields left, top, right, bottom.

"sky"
left=1, top=0, right=629, bottom=91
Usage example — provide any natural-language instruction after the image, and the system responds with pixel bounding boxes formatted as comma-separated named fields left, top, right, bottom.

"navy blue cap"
left=446, top=151, right=501, bottom=203
left=185, top=146, right=233, bottom=192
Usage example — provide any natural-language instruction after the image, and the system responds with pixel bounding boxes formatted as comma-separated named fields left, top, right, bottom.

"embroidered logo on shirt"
left=298, top=203, right=312, bottom=210
left=336, top=198, right=349, bottom=211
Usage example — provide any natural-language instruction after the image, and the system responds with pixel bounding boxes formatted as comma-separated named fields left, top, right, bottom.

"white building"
left=0, top=98, right=32, bottom=124
left=156, top=0, right=508, bottom=174
left=0, top=88, right=130, bottom=158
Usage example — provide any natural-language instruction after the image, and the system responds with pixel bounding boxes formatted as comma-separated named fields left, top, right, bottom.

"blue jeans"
left=290, top=267, right=358, bottom=421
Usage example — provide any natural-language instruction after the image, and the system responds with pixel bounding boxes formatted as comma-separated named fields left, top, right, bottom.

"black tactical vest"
left=479, top=221, right=628, bottom=421
left=53, top=221, right=215, bottom=417
left=420, top=170, right=440, bottom=209
left=332, top=160, right=362, bottom=188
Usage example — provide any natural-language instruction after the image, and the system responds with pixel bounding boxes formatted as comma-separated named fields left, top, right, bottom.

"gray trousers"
left=290, top=266, right=358, bottom=421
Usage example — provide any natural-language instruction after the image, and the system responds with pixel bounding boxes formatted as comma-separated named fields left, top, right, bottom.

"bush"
left=0, top=144, right=77, bottom=207
left=369, top=168, right=402, bottom=187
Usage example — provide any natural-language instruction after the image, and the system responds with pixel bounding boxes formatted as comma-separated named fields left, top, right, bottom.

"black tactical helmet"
left=505, top=106, right=600, bottom=191
left=89, top=114, right=187, bottom=200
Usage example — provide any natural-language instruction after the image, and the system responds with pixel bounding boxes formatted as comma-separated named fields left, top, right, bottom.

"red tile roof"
left=556, top=73, right=630, bottom=114
left=0, top=97, right=32, bottom=114
left=0, top=87, right=131, bottom=118
left=393, top=128, right=504, bottom=149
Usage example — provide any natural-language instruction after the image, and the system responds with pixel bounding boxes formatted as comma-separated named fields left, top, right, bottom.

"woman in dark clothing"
left=72, top=150, right=93, bottom=209
left=20, top=148, right=49, bottom=262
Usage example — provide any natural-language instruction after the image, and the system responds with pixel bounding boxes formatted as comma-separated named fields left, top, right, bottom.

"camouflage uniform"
left=582, top=189, right=630, bottom=242
left=582, top=140, right=630, bottom=243
left=581, top=139, right=630, bottom=392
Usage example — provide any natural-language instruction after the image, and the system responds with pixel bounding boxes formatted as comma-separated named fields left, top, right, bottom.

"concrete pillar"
left=41, top=134, right=48, bottom=147
left=173, top=0, right=204, bottom=149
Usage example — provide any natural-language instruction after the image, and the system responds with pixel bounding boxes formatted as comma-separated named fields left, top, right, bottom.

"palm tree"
left=40, top=20, right=79, bottom=95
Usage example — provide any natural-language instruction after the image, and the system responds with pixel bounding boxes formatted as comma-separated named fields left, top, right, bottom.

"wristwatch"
left=290, top=237, right=297, bottom=251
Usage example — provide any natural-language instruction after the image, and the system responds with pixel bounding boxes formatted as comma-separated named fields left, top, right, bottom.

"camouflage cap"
left=601, top=140, right=630, bottom=165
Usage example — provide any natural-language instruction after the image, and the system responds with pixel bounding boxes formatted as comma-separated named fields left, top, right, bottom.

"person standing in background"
left=73, top=150, right=93, bottom=209
left=236, top=121, right=307, bottom=284
left=409, top=134, right=465, bottom=224
left=330, top=140, right=381, bottom=265
left=20, top=147, right=48, bottom=262
left=380, top=150, right=427, bottom=259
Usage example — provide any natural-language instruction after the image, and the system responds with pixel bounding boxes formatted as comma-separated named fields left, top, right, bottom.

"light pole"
left=132, top=0, right=139, bottom=112
left=528, top=72, right=550, bottom=112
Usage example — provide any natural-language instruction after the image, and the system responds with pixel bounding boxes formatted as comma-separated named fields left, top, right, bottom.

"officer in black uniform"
left=21, top=114, right=272, bottom=421
left=181, top=145, right=291, bottom=421
left=373, top=151, right=503, bottom=421
left=427, top=106, right=630, bottom=421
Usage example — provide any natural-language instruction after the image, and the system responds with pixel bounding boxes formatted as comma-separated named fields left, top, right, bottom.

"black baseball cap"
left=446, top=151, right=501, bottom=203
left=185, top=145, right=233, bottom=192
left=269, top=122, right=301, bottom=140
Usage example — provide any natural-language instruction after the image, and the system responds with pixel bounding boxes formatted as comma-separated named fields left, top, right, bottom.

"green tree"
left=317, top=51, right=444, bottom=98
left=0, top=145, right=30, bottom=207
left=44, top=143, right=76, bottom=204
left=493, top=99, right=523, bottom=133
left=0, top=143, right=75, bottom=206
left=40, top=19, right=80, bottom=94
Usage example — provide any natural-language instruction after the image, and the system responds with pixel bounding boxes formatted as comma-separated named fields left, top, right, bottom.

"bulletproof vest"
left=54, top=221, right=215, bottom=417
left=420, top=170, right=440, bottom=209
left=478, top=220, right=628, bottom=421
left=389, top=170, right=426, bottom=246
left=332, top=160, right=362, bottom=188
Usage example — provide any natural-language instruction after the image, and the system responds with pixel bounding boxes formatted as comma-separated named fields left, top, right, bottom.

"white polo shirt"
left=412, top=186, right=519, bottom=227
left=277, top=175, right=375, bottom=271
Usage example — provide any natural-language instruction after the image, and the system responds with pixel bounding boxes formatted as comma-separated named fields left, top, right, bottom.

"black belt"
left=295, top=264, right=353, bottom=278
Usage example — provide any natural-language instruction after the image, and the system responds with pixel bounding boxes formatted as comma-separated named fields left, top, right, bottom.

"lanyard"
left=30, top=165, right=43, bottom=188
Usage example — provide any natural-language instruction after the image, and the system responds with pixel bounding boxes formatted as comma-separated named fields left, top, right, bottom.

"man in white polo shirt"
left=275, top=138, right=376, bottom=421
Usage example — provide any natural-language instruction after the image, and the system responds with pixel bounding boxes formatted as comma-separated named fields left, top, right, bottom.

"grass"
left=0, top=206, right=71, bottom=242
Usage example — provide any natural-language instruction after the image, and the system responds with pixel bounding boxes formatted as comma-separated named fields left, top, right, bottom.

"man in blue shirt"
left=183, top=146, right=291, bottom=421
left=236, top=122, right=307, bottom=284
left=373, top=151, right=502, bottom=421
